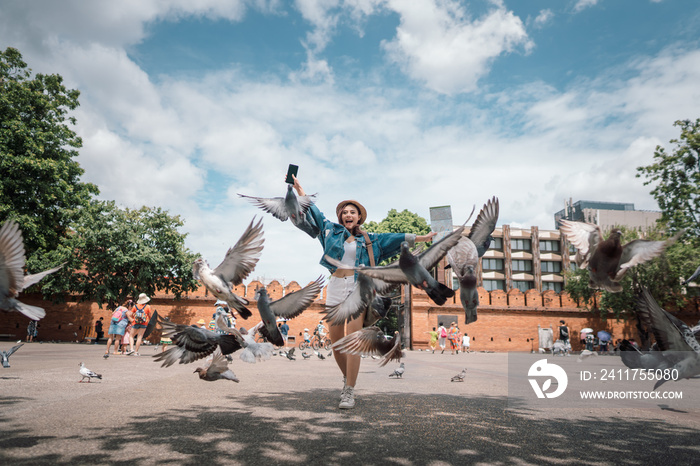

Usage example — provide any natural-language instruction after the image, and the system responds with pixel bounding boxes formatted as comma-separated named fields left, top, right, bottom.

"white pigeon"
left=389, top=362, right=405, bottom=378
left=0, top=220, right=65, bottom=320
left=78, top=362, right=102, bottom=383
left=1, top=342, right=24, bottom=368
left=451, top=368, right=467, bottom=382
left=192, top=218, right=264, bottom=319
left=194, top=350, right=240, bottom=382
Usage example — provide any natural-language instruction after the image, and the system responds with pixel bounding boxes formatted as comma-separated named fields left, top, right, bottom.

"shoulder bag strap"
left=360, top=230, right=375, bottom=267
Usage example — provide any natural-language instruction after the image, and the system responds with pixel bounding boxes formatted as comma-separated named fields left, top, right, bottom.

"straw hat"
left=136, top=293, right=150, bottom=305
left=196, top=319, right=206, bottom=326
left=336, top=200, right=367, bottom=225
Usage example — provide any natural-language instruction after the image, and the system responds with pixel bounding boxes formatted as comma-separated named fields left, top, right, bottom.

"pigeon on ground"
left=389, top=362, right=405, bottom=378
left=314, top=350, right=325, bottom=360
left=332, top=327, right=404, bottom=367
left=558, top=220, right=681, bottom=292
left=634, top=287, right=700, bottom=389
left=153, top=317, right=245, bottom=367
left=79, top=362, right=102, bottom=383
left=192, top=218, right=265, bottom=319
left=576, top=350, right=598, bottom=362
left=238, top=185, right=320, bottom=238
left=1, top=342, right=23, bottom=368
left=447, top=197, right=499, bottom=324
left=451, top=368, right=467, bottom=382
left=255, top=276, right=324, bottom=346
left=301, top=351, right=312, bottom=359
left=0, top=220, right=65, bottom=320
left=286, top=347, right=296, bottom=361
left=193, top=350, right=240, bottom=382
left=327, top=222, right=467, bottom=306
left=683, top=266, right=700, bottom=285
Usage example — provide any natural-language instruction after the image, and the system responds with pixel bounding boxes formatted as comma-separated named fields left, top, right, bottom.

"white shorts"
left=326, top=275, right=356, bottom=307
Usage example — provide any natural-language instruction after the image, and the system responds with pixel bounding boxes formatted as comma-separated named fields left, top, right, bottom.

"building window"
left=569, top=263, right=579, bottom=271
left=541, top=261, right=562, bottom=273
left=542, top=282, right=563, bottom=292
left=512, top=280, right=534, bottom=292
left=482, top=258, right=504, bottom=271
left=512, top=260, right=532, bottom=272
left=489, top=237, right=503, bottom=250
left=540, top=240, right=560, bottom=252
left=483, top=279, right=505, bottom=291
left=511, top=238, right=531, bottom=251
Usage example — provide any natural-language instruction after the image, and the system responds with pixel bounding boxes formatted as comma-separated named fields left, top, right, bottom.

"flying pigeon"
left=255, top=276, right=324, bottom=346
left=558, top=219, right=681, bottom=292
left=634, top=287, right=700, bottom=389
left=389, top=362, right=405, bottom=378
left=238, top=185, right=320, bottom=238
left=214, top=312, right=273, bottom=364
left=301, top=351, right=312, bottom=359
left=1, top=342, right=23, bottom=368
left=79, top=362, right=102, bottom=383
left=0, top=220, right=65, bottom=320
left=193, top=350, right=240, bottom=382
left=447, top=197, right=499, bottom=324
left=451, top=368, right=467, bottom=382
left=286, top=347, right=296, bottom=361
left=192, top=218, right=265, bottom=319
left=618, top=339, right=671, bottom=371
left=153, top=317, right=245, bottom=367
left=332, top=327, right=404, bottom=367
left=327, top=222, right=467, bottom=306
left=683, top=265, right=700, bottom=285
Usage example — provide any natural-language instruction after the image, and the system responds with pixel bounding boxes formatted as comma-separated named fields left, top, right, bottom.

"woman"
left=293, top=176, right=435, bottom=409
left=104, top=300, right=133, bottom=358
left=448, top=322, right=460, bottom=354
left=126, top=293, right=152, bottom=356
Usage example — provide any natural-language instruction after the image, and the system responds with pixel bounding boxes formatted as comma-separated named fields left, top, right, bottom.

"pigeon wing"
left=268, top=276, right=324, bottom=319
left=332, top=326, right=394, bottom=357
left=323, top=272, right=375, bottom=326
left=636, top=288, right=693, bottom=360
left=468, top=197, right=499, bottom=252
left=446, top=237, right=478, bottom=280
left=417, top=223, right=466, bottom=271
left=22, top=262, right=66, bottom=290
left=213, top=218, right=265, bottom=286
left=297, top=194, right=318, bottom=212
left=558, top=220, right=602, bottom=267
left=7, top=343, right=23, bottom=357
left=615, top=239, right=668, bottom=281
left=237, top=194, right=289, bottom=221
left=0, top=220, right=26, bottom=297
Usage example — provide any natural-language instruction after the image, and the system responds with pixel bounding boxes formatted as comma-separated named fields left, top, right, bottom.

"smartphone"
left=285, top=164, right=299, bottom=184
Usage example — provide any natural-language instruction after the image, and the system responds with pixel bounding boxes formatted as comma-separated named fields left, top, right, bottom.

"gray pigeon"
left=559, top=220, right=681, bottom=292
left=314, top=350, right=325, bottom=360
left=618, top=340, right=671, bottom=371
left=634, top=287, right=700, bottom=389
left=153, top=317, right=245, bottom=367
left=78, top=362, right=102, bottom=383
left=255, top=276, right=324, bottom=346
left=0, top=220, right=65, bottom=320
left=451, top=368, right=467, bottom=382
left=447, top=197, right=499, bottom=324
left=332, top=327, right=403, bottom=367
left=683, top=265, right=700, bottom=285
left=238, top=185, right=320, bottom=238
left=1, top=342, right=23, bottom=368
left=389, top=362, right=405, bottom=378
left=194, top=350, right=240, bottom=382
left=192, top=218, right=265, bottom=319
left=301, top=351, right=312, bottom=359
left=327, top=223, right=466, bottom=305
left=286, top=347, right=296, bottom=360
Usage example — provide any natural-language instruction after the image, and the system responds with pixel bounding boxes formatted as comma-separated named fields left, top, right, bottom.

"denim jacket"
left=306, top=204, right=416, bottom=273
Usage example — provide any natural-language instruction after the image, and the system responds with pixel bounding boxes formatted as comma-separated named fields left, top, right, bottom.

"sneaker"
left=339, top=387, right=355, bottom=409
left=126, top=350, right=134, bottom=356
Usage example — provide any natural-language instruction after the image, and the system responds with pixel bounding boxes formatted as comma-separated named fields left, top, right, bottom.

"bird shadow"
left=2, top=390, right=699, bottom=465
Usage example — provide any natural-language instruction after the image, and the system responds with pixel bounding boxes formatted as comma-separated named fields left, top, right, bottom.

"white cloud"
left=382, top=0, right=532, bottom=94
left=573, top=0, right=599, bottom=13
left=532, top=9, right=554, bottom=28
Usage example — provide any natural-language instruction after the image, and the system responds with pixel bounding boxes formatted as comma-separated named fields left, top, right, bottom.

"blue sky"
left=1, top=0, right=699, bottom=285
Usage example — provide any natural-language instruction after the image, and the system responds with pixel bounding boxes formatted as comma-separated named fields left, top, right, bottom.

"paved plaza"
left=1, top=342, right=699, bottom=465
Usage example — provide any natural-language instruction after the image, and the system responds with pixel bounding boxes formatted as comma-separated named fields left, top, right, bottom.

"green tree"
left=0, top=47, right=99, bottom=255
left=637, top=118, right=700, bottom=241
left=35, top=200, right=199, bottom=309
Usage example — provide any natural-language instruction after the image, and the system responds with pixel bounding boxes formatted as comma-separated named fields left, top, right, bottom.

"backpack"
left=440, top=327, right=447, bottom=338
left=111, top=308, right=124, bottom=323
left=134, top=305, right=148, bottom=325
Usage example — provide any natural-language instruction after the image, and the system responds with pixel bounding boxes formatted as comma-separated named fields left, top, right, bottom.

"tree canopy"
left=35, top=200, right=199, bottom=309
left=637, top=118, right=700, bottom=242
left=364, top=208, right=431, bottom=235
left=0, top=47, right=98, bottom=254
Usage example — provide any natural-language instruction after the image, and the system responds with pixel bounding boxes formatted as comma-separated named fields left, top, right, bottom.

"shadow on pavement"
left=1, top=390, right=698, bottom=465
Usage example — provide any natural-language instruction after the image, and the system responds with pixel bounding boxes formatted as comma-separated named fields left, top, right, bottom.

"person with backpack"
left=104, top=299, right=133, bottom=358
left=437, top=322, right=448, bottom=354
left=126, top=294, right=152, bottom=356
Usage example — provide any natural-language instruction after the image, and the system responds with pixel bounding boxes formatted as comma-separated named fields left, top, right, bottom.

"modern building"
left=554, top=199, right=662, bottom=232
